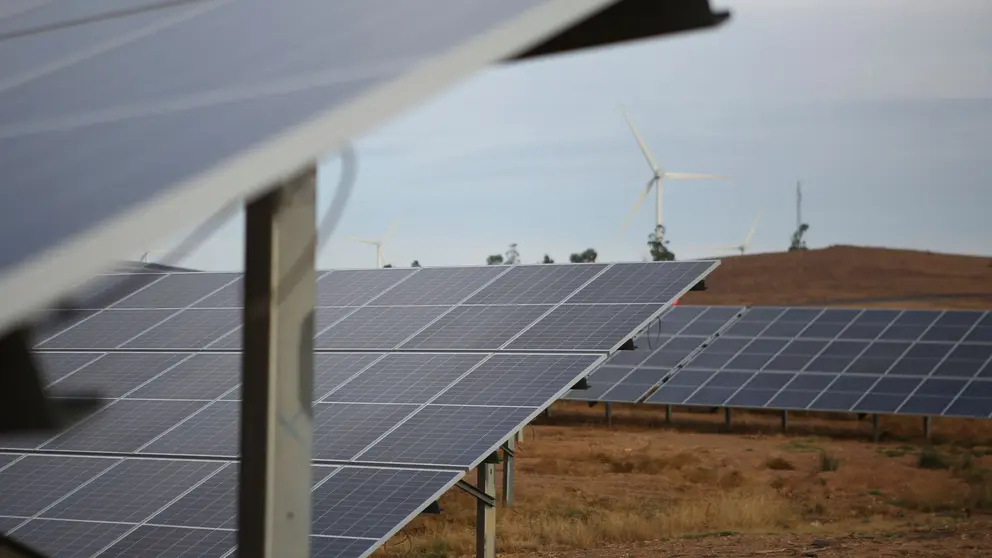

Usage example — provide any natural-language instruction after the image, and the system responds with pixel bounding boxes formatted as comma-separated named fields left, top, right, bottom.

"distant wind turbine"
left=349, top=218, right=400, bottom=268
left=619, top=105, right=727, bottom=238
left=706, top=213, right=763, bottom=256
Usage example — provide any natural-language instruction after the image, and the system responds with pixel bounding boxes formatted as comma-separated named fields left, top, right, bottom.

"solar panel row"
left=572, top=305, right=992, bottom=420
left=0, top=455, right=460, bottom=558
left=3, top=262, right=720, bottom=557
left=563, top=306, right=744, bottom=402
left=38, top=262, right=717, bottom=353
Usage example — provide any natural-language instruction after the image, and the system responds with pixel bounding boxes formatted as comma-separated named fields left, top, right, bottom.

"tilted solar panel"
left=644, top=307, right=992, bottom=418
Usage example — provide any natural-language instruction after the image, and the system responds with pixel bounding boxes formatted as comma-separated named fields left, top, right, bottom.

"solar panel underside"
left=563, top=305, right=744, bottom=402
left=644, top=307, right=992, bottom=419
left=1, top=261, right=719, bottom=557
left=0, top=0, right=629, bottom=333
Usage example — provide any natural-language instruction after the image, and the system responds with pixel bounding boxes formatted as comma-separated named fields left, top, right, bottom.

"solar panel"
left=562, top=305, right=744, bottom=402
left=110, top=273, right=238, bottom=309
left=48, top=352, right=190, bottom=397
left=564, top=261, right=717, bottom=304
left=5, top=518, right=134, bottom=558
left=139, top=401, right=239, bottom=458
left=0, top=455, right=118, bottom=516
left=312, top=403, right=419, bottom=462
left=399, top=305, right=552, bottom=351
left=310, top=466, right=460, bottom=539
left=505, top=303, right=665, bottom=351
left=432, top=353, right=603, bottom=407
left=121, top=308, right=241, bottom=350
left=317, top=269, right=415, bottom=307
left=35, top=351, right=105, bottom=386
left=148, top=462, right=240, bottom=529
left=355, top=404, right=536, bottom=468
left=315, top=305, right=450, bottom=350
left=126, top=353, right=240, bottom=400
left=322, top=353, right=487, bottom=405
left=463, top=263, right=608, bottom=305
left=43, top=458, right=222, bottom=523
left=36, top=309, right=176, bottom=350
left=644, top=307, right=992, bottom=418
left=368, top=266, right=507, bottom=306
left=97, top=525, right=234, bottom=558
left=41, top=399, right=210, bottom=453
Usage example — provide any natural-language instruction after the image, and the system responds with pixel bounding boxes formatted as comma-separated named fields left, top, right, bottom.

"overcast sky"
left=164, top=0, right=992, bottom=271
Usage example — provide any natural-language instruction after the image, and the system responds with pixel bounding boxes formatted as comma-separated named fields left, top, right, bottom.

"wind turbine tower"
left=619, top=106, right=726, bottom=240
left=349, top=218, right=400, bottom=269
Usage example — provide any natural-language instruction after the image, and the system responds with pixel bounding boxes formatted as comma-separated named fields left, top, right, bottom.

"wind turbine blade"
left=348, top=236, right=379, bottom=245
left=382, top=217, right=401, bottom=244
left=618, top=105, right=660, bottom=173
left=663, top=172, right=726, bottom=180
left=743, top=213, right=762, bottom=247
left=621, top=179, right=654, bottom=232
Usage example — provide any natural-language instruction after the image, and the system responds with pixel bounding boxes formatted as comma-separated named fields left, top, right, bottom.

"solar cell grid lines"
left=48, top=351, right=190, bottom=397
left=140, top=400, right=239, bottom=458
left=315, top=305, right=450, bottom=350
left=399, top=304, right=553, bottom=351
left=321, top=353, right=486, bottom=405
left=37, top=308, right=177, bottom=349
left=369, top=265, right=507, bottom=306
left=463, top=263, right=608, bottom=305
left=126, top=353, right=240, bottom=400
left=97, top=525, right=234, bottom=558
left=317, top=268, right=414, bottom=307
left=4, top=518, right=134, bottom=558
left=505, top=303, right=669, bottom=352
left=565, top=260, right=717, bottom=304
left=110, top=273, right=238, bottom=309
left=122, top=307, right=241, bottom=350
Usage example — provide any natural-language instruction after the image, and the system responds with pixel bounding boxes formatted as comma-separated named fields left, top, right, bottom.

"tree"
left=411, top=260, right=421, bottom=267
left=789, top=223, right=810, bottom=252
left=382, top=263, right=393, bottom=268
left=647, top=225, right=676, bottom=261
left=505, top=243, right=520, bottom=265
left=542, top=254, right=554, bottom=264
left=569, top=248, right=597, bottom=263
left=486, top=254, right=504, bottom=265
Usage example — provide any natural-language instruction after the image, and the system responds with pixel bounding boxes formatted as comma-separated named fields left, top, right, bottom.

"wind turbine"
left=706, top=213, right=762, bottom=256
left=349, top=218, right=400, bottom=268
left=619, top=106, right=726, bottom=238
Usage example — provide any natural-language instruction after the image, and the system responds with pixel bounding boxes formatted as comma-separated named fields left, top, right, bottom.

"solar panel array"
left=573, top=305, right=992, bottom=420
left=564, top=306, right=745, bottom=402
left=1, top=261, right=718, bottom=558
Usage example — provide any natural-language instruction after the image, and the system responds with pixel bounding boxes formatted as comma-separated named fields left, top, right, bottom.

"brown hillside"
left=681, top=245, right=992, bottom=309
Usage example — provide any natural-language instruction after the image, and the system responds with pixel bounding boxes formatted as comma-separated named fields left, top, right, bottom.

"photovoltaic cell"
left=111, top=273, right=237, bottom=309
left=312, top=403, right=418, bottom=462
left=565, top=261, right=716, bottom=304
left=35, top=351, right=104, bottom=386
left=316, top=305, right=449, bottom=350
left=357, top=404, right=534, bottom=467
left=192, top=276, right=243, bottom=308
left=564, top=366, right=632, bottom=401
left=322, top=353, right=485, bottom=405
left=140, top=401, right=238, bottom=458
left=310, top=467, right=459, bottom=539
left=206, top=305, right=358, bottom=350
left=0, top=455, right=117, bottom=516
left=311, top=535, right=378, bottom=558
left=99, top=525, right=234, bottom=558
left=317, top=269, right=415, bottom=307
left=400, top=305, right=552, bottom=351
left=149, top=463, right=239, bottom=529
left=121, top=308, right=241, bottom=350
left=432, top=353, right=603, bottom=407
left=44, top=458, right=222, bottom=523
left=463, top=263, right=608, bottom=305
left=36, top=309, right=176, bottom=350
left=505, top=303, right=662, bottom=351
left=42, top=399, right=208, bottom=453
left=48, top=352, right=189, bottom=398
left=369, top=266, right=506, bottom=306
left=6, top=518, right=133, bottom=558
left=126, top=353, right=238, bottom=400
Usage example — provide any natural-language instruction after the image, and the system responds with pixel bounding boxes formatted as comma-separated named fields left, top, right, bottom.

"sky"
left=159, top=0, right=992, bottom=271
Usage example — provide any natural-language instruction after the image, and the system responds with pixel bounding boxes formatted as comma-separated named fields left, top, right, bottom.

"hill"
left=681, top=245, right=992, bottom=309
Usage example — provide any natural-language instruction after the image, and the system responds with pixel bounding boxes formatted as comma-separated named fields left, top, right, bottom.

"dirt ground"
left=380, top=246, right=992, bottom=558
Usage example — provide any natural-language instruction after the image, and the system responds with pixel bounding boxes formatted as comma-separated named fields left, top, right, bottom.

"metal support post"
left=239, top=167, right=318, bottom=558
left=923, top=416, right=932, bottom=441
left=605, top=402, right=613, bottom=427
left=501, top=438, right=515, bottom=507
left=781, top=410, right=789, bottom=431
left=724, top=407, right=732, bottom=429
left=872, top=414, right=881, bottom=443
left=665, top=405, right=672, bottom=424
left=476, top=455, right=497, bottom=558
left=515, top=429, right=524, bottom=443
